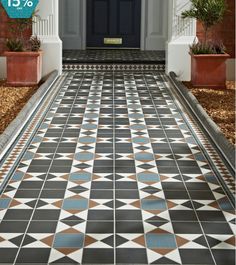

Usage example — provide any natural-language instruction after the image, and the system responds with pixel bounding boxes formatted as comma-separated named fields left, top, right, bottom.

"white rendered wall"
left=40, top=37, right=62, bottom=77
left=166, top=36, right=195, bottom=81
left=166, top=0, right=196, bottom=81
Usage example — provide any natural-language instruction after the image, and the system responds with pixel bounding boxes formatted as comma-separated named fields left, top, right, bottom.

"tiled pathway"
left=0, top=71, right=235, bottom=265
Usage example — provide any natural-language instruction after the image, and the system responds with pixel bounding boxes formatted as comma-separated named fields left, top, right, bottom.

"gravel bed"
left=183, top=81, right=235, bottom=145
left=0, top=80, right=38, bottom=134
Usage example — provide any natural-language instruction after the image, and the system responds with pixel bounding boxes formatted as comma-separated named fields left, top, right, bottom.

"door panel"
left=59, top=0, right=83, bottom=49
left=87, top=0, right=141, bottom=48
left=118, top=0, right=135, bottom=35
left=93, top=0, right=109, bottom=35
left=145, top=0, right=168, bottom=50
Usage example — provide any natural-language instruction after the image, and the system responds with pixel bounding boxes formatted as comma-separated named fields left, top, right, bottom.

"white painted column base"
left=0, top=57, right=6, bottom=79
left=40, top=36, right=62, bottom=77
left=166, top=36, right=195, bottom=81
left=226, top=59, right=236, bottom=81
left=0, top=38, right=62, bottom=79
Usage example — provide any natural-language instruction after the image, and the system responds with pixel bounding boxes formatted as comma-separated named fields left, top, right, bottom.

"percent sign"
left=24, top=0, right=33, bottom=7
left=8, top=0, right=33, bottom=7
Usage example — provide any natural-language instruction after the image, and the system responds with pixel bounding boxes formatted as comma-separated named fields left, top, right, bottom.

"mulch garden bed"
left=183, top=81, right=235, bottom=145
left=0, top=80, right=38, bottom=134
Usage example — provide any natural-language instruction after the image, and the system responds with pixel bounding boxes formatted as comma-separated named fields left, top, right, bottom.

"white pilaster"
left=33, top=0, right=62, bottom=76
left=166, top=0, right=196, bottom=81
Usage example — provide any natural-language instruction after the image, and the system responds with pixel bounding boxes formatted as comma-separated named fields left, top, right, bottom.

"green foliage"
left=6, top=11, right=39, bottom=52
left=29, top=35, right=41, bottom=52
left=6, top=39, right=24, bottom=52
left=190, top=40, right=226, bottom=54
left=182, top=0, right=227, bottom=42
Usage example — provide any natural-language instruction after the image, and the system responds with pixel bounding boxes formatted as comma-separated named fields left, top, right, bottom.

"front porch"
left=31, top=0, right=196, bottom=81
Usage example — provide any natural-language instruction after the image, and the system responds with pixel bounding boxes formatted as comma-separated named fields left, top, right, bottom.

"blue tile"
left=75, top=152, right=94, bottom=161
left=0, top=198, right=11, bottom=209
left=79, top=137, right=96, bottom=144
left=81, top=124, right=97, bottom=130
left=135, top=153, right=154, bottom=161
left=11, top=171, right=25, bottom=181
left=32, top=136, right=43, bottom=144
left=63, top=199, right=88, bottom=210
left=133, top=137, right=149, bottom=144
left=137, top=172, right=160, bottom=182
left=146, top=234, right=177, bottom=249
left=69, top=172, right=91, bottom=182
left=129, top=113, right=144, bottom=119
left=22, top=151, right=35, bottom=161
left=141, top=199, right=167, bottom=210
left=130, top=124, right=146, bottom=130
left=217, top=198, right=234, bottom=211
left=84, top=113, right=99, bottom=119
left=53, top=233, right=84, bottom=248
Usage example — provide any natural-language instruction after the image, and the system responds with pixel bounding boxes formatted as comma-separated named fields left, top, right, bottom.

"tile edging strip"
left=0, top=70, right=59, bottom=160
left=0, top=71, right=65, bottom=192
left=168, top=71, right=235, bottom=201
left=168, top=72, right=235, bottom=172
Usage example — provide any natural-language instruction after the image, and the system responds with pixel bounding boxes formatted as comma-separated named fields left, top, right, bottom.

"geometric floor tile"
left=0, top=70, right=234, bottom=264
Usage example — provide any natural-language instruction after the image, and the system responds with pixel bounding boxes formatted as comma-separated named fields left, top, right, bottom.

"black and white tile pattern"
left=62, top=50, right=166, bottom=72
left=63, top=63, right=166, bottom=72
left=63, top=50, right=165, bottom=63
left=0, top=71, right=234, bottom=265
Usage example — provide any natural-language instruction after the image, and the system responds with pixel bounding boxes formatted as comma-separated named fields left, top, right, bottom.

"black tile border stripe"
left=63, top=60, right=166, bottom=65
left=62, top=64, right=165, bottom=71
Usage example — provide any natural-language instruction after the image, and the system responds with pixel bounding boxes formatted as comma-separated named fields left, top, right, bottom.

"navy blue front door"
left=87, top=0, right=141, bottom=48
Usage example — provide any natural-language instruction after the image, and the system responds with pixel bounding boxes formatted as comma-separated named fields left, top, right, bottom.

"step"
left=63, top=63, right=165, bottom=71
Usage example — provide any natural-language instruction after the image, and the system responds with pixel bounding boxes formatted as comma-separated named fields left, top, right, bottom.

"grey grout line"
left=113, top=70, right=116, bottom=264
left=2, top=219, right=233, bottom=223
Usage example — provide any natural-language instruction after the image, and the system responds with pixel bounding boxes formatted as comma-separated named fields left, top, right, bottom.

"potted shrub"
left=4, top=16, right=42, bottom=86
left=182, top=0, right=229, bottom=89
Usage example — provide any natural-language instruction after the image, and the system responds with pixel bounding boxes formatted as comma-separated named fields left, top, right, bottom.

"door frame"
left=81, top=0, right=146, bottom=50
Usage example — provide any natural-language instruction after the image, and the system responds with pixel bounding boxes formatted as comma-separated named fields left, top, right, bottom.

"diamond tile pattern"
left=0, top=71, right=234, bottom=265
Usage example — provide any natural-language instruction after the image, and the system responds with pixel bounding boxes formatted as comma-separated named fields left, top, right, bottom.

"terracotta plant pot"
left=190, top=53, right=230, bottom=89
left=4, top=51, right=43, bottom=86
